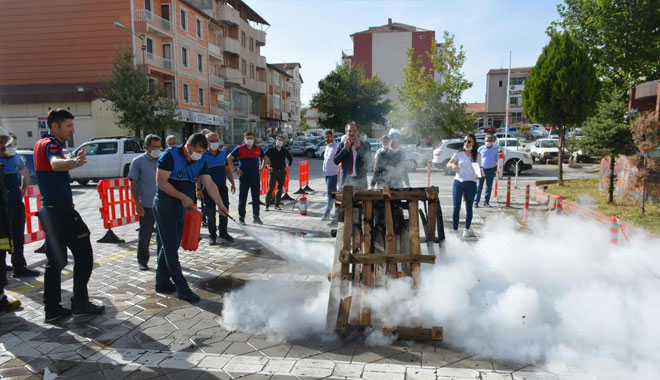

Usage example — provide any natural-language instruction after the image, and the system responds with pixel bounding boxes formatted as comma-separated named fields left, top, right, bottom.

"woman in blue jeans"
left=447, top=134, right=481, bottom=239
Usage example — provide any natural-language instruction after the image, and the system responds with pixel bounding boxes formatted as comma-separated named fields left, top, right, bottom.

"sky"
left=248, top=0, right=563, bottom=107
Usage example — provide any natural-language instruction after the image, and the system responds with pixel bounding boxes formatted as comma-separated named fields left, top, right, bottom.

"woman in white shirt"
left=447, top=134, right=481, bottom=238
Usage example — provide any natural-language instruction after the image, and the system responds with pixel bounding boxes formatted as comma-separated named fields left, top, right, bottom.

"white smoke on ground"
left=221, top=214, right=660, bottom=379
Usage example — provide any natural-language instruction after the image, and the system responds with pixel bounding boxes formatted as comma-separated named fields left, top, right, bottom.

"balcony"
left=146, top=52, right=173, bottom=73
left=208, top=43, right=223, bottom=61
left=256, top=55, right=266, bottom=69
left=219, top=67, right=243, bottom=86
left=221, top=37, right=240, bottom=55
left=216, top=2, right=241, bottom=25
left=209, top=75, right=225, bottom=89
left=135, top=9, right=173, bottom=37
left=244, top=77, right=266, bottom=94
left=254, top=29, right=266, bottom=46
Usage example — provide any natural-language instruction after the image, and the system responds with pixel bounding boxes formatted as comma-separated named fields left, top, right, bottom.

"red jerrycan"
left=181, top=209, right=202, bottom=251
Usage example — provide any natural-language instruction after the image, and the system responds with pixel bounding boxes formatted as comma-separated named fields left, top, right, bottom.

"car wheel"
left=406, top=160, right=417, bottom=172
left=505, top=159, right=521, bottom=174
left=77, top=180, right=89, bottom=186
left=531, top=155, right=536, bottom=163
left=306, top=150, right=315, bottom=158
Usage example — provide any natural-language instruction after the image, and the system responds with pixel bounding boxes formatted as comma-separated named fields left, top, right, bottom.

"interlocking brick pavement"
left=0, top=161, right=592, bottom=379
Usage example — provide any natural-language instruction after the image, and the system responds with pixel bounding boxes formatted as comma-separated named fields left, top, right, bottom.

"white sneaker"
left=462, top=229, right=474, bottom=239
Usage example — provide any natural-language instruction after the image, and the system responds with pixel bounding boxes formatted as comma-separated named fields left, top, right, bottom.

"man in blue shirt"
left=228, top=132, right=264, bottom=225
left=34, top=109, right=105, bottom=322
left=0, top=134, right=41, bottom=279
left=475, top=134, right=498, bottom=207
left=197, top=132, right=235, bottom=245
left=128, top=134, right=162, bottom=271
left=155, top=133, right=228, bottom=303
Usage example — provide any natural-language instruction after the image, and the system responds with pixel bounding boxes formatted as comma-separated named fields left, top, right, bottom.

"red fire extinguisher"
left=181, top=209, right=202, bottom=251
left=299, top=193, right=308, bottom=215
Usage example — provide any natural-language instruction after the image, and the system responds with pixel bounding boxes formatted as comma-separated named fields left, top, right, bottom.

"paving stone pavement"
left=0, top=165, right=592, bottom=380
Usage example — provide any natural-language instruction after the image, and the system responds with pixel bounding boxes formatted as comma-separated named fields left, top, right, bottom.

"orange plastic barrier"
left=97, top=178, right=138, bottom=243
left=294, top=160, right=314, bottom=194
left=23, top=185, right=45, bottom=244
left=259, top=168, right=269, bottom=196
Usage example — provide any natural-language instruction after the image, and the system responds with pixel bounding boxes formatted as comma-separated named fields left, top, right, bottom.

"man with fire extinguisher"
left=154, top=133, right=228, bottom=303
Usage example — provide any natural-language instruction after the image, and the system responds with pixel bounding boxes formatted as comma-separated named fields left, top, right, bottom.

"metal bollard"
left=426, top=160, right=431, bottom=187
left=609, top=215, right=619, bottom=244
left=522, top=184, right=530, bottom=222
left=514, top=161, right=519, bottom=188
left=506, top=177, right=512, bottom=207
left=556, top=196, right=563, bottom=215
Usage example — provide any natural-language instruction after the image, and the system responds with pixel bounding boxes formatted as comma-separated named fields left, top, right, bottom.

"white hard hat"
left=0, top=126, right=8, bottom=137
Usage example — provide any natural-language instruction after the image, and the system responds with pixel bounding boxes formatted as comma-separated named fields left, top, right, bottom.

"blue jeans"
left=154, top=196, right=192, bottom=295
left=452, top=180, right=477, bottom=230
left=474, top=167, right=496, bottom=205
left=324, top=175, right=338, bottom=217
left=238, top=177, right=260, bottom=219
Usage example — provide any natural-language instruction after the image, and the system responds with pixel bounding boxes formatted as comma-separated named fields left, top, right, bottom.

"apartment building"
left=259, top=64, right=291, bottom=138
left=345, top=18, right=438, bottom=136
left=0, top=0, right=269, bottom=147
left=187, top=0, right=268, bottom=143
left=484, top=67, right=532, bottom=127
left=270, top=63, right=303, bottom=133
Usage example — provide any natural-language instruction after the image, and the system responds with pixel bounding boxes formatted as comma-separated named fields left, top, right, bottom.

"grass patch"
left=546, top=178, right=660, bottom=235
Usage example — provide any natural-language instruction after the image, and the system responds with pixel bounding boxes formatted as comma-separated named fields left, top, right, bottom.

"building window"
left=273, top=72, right=280, bottom=87
left=182, top=47, right=188, bottom=67
left=510, top=112, right=523, bottom=123
left=145, top=0, right=151, bottom=11
left=197, top=53, right=203, bottom=73
left=510, top=96, right=519, bottom=105
left=196, top=18, right=203, bottom=39
left=198, top=88, right=204, bottom=106
left=241, top=31, right=246, bottom=47
left=249, top=63, right=254, bottom=79
left=146, top=38, right=154, bottom=54
left=498, top=80, right=502, bottom=87
left=148, top=78, right=157, bottom=90
left=183, top=83, right=189, bottom=103
left=510, top=77, right=525, bottom=86
left=180, top=8, right=187, bottom=30
left=273, top=94, right=280, bottom=110
left=241, top=59, right=246, bottom=75
left=249, top=37, right=254, bottom=52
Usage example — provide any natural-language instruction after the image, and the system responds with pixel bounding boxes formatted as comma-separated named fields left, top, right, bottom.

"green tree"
left=522, top=31, right=600, bottom=184
left=300, top=107, right=309, bottom=131
left=98, top=49, right=180, bottom=136
left=392, top=32, right=474, bottom=138
left=310, top=62, right=391, bottom=135
left=579, top=90, right=637, bottom=203
left=552, top=0, right=660, bottom=91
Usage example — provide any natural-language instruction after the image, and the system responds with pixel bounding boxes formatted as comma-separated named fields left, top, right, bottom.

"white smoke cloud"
left=221, top=213, right=660, bottom=379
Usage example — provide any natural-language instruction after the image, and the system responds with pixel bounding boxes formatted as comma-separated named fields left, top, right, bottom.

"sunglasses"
left=464, top=139, right=473, bottom=144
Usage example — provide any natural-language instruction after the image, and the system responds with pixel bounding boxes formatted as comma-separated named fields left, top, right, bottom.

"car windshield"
left=541, top=140, right=559, bottom=148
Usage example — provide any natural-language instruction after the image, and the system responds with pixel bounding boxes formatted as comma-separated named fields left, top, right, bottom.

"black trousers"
left=238, top=177, right=260, bottom=219
left=6, top=202, right=27, bottom=268
left=137, top=207, right=161, bottom=266
left=38, top=206, right=93, bottom=311
left=265, top=168, right=286, bottom=207
left=203, top=185, right=229, bottom=239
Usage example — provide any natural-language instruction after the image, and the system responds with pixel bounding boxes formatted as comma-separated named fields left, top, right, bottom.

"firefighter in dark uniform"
left=0, top=126, right=22, bottom=312
left=34, top=109, right=105, bottom=322
left=154, top=133, right=228, bottom=303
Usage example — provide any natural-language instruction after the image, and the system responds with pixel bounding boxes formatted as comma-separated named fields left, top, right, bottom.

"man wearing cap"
left=0, top=134, right=41, bottom=279
left=334, top=122, right=371, bottom=190
left=371, top=129, right=410, bottom=189
left=34, top=109, right=105, bottom=322
left=0, top=127, right=22, bottom=312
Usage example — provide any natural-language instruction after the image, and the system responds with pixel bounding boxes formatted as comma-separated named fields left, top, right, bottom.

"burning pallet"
left=326, top=186, right=445, bottom=341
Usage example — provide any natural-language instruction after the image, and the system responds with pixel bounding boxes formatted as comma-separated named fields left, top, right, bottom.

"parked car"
left=432, top=138, right=484, bottom=175
left=16, top=150, right=38, bottom=186
left=499, top=146, right=534, bottom=174
left=68, top=137, right=144, bottom=185
left=496, top=138, right=524, bottom=151
left=304, top=141, right=325, bottom=158
left=530, top=138, right=560, bottom=164
left=289, top=141, right=307, bottom=156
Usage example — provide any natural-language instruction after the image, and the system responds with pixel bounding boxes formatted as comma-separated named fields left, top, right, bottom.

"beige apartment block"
left=271, top=63, right=303, bottom=133
left=484, top=67, right=532, bottom=128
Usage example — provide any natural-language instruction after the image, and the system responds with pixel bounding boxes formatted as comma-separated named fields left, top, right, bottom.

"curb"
left=531, top=179, right=659, bottom=240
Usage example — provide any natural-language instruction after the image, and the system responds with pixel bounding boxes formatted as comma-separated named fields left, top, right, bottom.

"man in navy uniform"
left=227, top=132, right=264, bottom=225
left=197, top=132, right=235, bottom=245
left=34, top=109, right=105, bottom=322
left=155, top=133, right=228, bottom=302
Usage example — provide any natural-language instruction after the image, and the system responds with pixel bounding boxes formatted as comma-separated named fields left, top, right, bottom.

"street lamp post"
left=113, top=21, right=147, bottom=76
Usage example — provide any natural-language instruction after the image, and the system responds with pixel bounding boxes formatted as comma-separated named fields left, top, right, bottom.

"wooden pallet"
left=326, top=186, right=445, bottom=340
